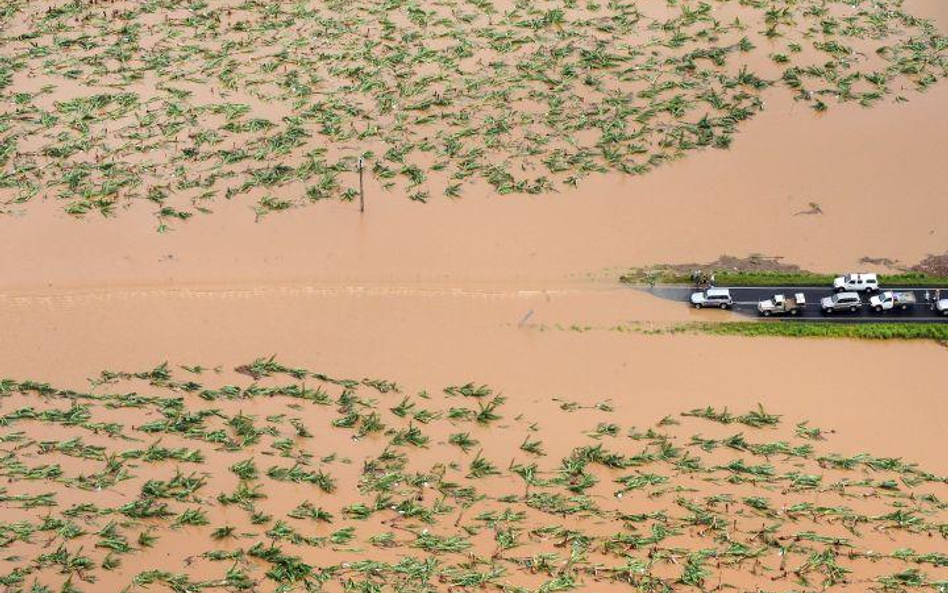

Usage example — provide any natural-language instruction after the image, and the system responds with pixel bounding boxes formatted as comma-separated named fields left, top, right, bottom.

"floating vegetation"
left=0, top=0, right=945, bottom=226
left=0, top=359, right=946, bottom=591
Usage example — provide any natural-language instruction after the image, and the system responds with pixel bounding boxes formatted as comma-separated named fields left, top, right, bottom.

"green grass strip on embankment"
left=691, top=321, right=948, bottom=341
left=620, top=270, right=948, bottom=287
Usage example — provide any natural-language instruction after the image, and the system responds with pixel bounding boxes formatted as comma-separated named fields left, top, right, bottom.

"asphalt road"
left=643, top=285, right=948, bottom=322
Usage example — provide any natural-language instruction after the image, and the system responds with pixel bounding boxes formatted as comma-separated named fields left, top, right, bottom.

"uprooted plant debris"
left=0, top=0, right=946, bottom=228
left=912, top=253, right=948, bottom=278
left=0, top=358, right=946, bottom=591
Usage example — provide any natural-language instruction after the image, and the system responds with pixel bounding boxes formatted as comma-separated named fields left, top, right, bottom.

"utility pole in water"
left=357, top=156, right=365, bottom=213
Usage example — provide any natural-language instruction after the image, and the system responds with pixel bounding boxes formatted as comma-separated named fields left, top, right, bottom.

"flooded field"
left=2, top=0, right=945, bottom=220
left=2, top=0, right=948, bottom=591
left=2, top=349, right=947, bottom=591
left=3, top=73, right=948, bottom=291
left=2, top=286, right=946, bottom=463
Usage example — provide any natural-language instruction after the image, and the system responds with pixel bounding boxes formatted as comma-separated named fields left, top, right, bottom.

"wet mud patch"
left=620, top=254, right=948, bottom=286
left=912, top=253, right=948, bottom=278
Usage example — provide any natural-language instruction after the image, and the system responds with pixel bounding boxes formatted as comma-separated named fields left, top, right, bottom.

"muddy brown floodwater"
left=2, top=0, right=948, bottom=590
left=2, top=287, right=947, bottom=473
left=1, top=48, right=948, bottom=291
left=2, top=285, right=948, bottom=591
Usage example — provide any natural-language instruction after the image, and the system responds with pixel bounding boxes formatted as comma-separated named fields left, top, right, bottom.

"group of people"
left=691, top=269, right=715, bottom=288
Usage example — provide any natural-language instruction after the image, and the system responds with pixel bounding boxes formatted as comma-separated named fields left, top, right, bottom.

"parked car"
left=690, top=288, right=733, bottom=309
left=821, top=292, right=862, bottom=313
left=757, top=293, right=805, bottom=316
left=868, top=291, right=916, bottom=312
left=833, top=273, right=879, bottom=293
left=931, top=298, right=948, bottom=316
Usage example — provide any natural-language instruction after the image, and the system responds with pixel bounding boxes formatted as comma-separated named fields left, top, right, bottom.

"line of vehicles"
left=689, top=273, right=948, bottom=317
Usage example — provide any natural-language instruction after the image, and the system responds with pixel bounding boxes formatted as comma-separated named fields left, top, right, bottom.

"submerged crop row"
left=0, top=0, right=945, bottom=226
left=0, top=358, right=945, bottom=591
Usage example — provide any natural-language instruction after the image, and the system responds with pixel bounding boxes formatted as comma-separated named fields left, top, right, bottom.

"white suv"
left=833, top=273, right=879, bottom=293
left=690, top=288, right=733, bottom=309
left=821, top=292, right=862, bottom=313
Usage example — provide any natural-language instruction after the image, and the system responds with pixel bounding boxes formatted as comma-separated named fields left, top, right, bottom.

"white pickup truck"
left=868, top=291, right=917, bottom=312
left=834, top=273, right=879, bottom=293
left=758, top=293, right=806, bottom=316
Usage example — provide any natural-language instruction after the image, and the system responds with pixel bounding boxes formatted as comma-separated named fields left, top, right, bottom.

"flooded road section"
left=2, top=285, right=946, bottom=472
